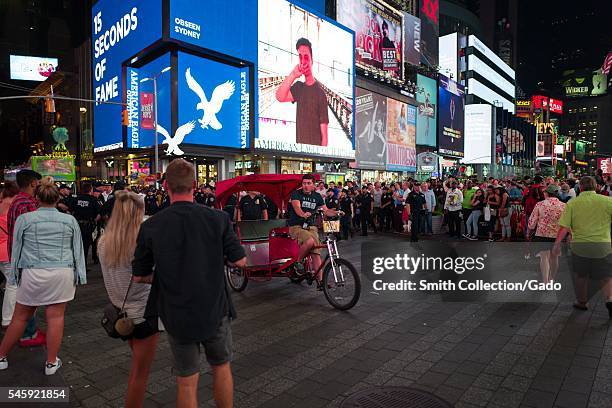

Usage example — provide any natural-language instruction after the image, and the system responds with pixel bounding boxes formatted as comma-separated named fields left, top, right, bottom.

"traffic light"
left=44, top=96, right=55, bottom=113
left=121, top=109, right=129, bottom=126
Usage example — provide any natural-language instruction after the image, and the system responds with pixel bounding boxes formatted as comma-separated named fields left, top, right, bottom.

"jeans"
left=1, top=261, right=15, bottom=327
left=499, top=207, right=512, bottom=238
left=340, top=214, right=352, bottom=240
left=361, top=212, right=372, bottom=235
left=393, top=205, right=404, bottom=232
left=462, top=209, right=472, bottom=235
left=466, top=210, right=482, bottom=237
left=447, top=210, right=462, bottom=238
left=422, top=211, right=433, bottom=234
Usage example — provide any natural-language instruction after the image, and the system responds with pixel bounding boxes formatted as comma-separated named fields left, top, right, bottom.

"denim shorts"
left=167, top=316, right=233, bottom=377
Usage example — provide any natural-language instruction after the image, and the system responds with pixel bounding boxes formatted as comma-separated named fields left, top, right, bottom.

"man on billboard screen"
left=276, top=38, right=329, bottom=146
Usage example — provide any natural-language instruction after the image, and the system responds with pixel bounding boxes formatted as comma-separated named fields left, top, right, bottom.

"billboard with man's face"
left=337, top=0, right=403, bottom=80
left=256, top=0, right=354, bottom=158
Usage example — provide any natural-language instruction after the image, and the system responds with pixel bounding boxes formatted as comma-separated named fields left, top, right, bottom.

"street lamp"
left=140, top=66, right=172, bottom=178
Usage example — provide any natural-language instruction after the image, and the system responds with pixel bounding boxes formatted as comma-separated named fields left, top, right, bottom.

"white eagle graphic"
left=156, top=121, right=195, bottom=156
left=185, top=67, right=236, bottom=130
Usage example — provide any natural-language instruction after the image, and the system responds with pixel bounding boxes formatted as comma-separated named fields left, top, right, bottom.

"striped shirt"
left=7, top=192, right=38, bottom=261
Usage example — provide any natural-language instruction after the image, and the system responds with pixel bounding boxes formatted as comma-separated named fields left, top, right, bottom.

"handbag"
left=484, top=205, right=491, bottom=222
left=101, top=277, right=135, bottom=339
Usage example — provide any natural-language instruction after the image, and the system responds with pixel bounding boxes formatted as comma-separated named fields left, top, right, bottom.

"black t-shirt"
left=381, top=192, right=393, bottom=208
left=144, top=194, right=158, bottom=216
left=287, top=189, right=325, bottom=226
left=358, top=193, right=373, bottom=212
left=339, top=196, right=353, bottom=213
left=71, top=194, right=101, bottom=222
left=194, top=191, right=207, bottom=205
left=239, top=194, right=268, bottom=220
left=262, top=195, right=278, bottom=219
left=58, top=195, right=74, bottom=214
left=132, top=202, right=245, bottom=342
left=204, top=193, right=216, bottom=208
left=290, top=81, right=329, bottom=145
left=325, top=196, right=339, bottom=209
left=407, top=191, right=426, bottom=213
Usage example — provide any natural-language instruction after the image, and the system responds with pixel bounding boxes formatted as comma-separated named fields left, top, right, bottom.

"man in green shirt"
left=553, top=176, right=612, bottom=316
left=462, top=181, right=476, bottom=238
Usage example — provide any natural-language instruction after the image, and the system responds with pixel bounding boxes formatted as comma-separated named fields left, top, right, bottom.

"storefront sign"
left=536, top=122, right=555, bottom=134
left=417, top=152, right=437, bottom=172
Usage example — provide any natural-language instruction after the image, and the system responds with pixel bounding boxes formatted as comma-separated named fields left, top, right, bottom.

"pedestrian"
left=236, top=191, right=268, bottom=221
left=70, top=183, right=102, bottom=266
left=527, top=184, right=566, bottom=283
left=497, top=186, right=512, bottom=241
left=380, top=186, right=393, bottom=232
left=5, top=170, right=45, bottom=347
left=338, top=189, right=353, bottom=240
left=99, top=190, right=161, bottom=408
left=552, top=176, right=612, bottom=315
left=444, top=181, right=463, bottom=239
left=392, top=183, right=404, bottom=232
left=461, top=181, right=475, bottom=234
left=372, top=182, right=383, bottom=231
left=132, top=159, right=247, bottom=407
left=407, top=183, right=426, bottom=242
left=357, top=186, right=374, bottom=236
left=464, top=188, right=485, bottom=240
left=352, top=189, right=361, bottom=229
left=0, top=177, right=86, bottom=375
left=420, top=182, right=436, bottom=235
left=486, top=185, right=500, bottom=242
left=0, top=181, right=20, bottom=329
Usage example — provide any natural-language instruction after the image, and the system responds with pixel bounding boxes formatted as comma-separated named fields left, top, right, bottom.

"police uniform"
left=324, top=195, right=339, bottom=210
left=338, top=195, right=353, bottom=240
left=71, top=194, right=101, bottom=263
left=204, top=193, right=216, bottom=208
left=358, top=191, right=375, bottom=235
left=194, top=190, right=207, bottom=205
left=145, top=193, right=159, bottom=216
left=238, top=194, right=268, bottom=221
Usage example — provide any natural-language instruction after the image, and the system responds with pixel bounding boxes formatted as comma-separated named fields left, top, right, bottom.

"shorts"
left=289, top=225, right=321, bottom=255
left=167, top=316, right=233, bottom=377
left=571, top=254, right=611, bottom=280
left=123, top=318, right=160, bottom=341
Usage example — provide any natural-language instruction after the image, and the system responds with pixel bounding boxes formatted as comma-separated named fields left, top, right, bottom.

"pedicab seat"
left=236, top=219, right=287, bottom=242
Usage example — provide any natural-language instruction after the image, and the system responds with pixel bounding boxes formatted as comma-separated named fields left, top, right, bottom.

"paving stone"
left=522, top=389, right=556, bottom=408
left=459, top=386, right=494, bottom=407
left=554, top=390, right=589, bottom=408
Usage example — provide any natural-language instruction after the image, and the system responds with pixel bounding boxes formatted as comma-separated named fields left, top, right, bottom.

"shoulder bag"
left=101, top=277, right=135, bottom=339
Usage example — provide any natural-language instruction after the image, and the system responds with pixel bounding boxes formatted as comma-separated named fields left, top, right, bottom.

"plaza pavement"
left=1, top=233, right=611, bottom=408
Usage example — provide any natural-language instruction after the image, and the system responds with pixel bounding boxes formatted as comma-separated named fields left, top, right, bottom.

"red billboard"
left=599, top=158, right=612, bottom=175
left=549, top=97, right=563, bottom=114
left=532, top=95, right=563, bottom=114
left=140, top=92, right=154, bottom=130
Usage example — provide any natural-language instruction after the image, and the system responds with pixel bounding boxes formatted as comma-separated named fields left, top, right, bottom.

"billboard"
left=548, top=97, right=563, bottom=114
left=438, top=33, right=458, bottom=81
left=386, top=100, right=416, bottom=171
left=169, top=0, right=257, bottom=62
left=563, top=70, right=608, bottom=98
left=31, top=156, right=76, bottom=182
left=575, top=140, right=586, bottom=161
left=337, top=0, right=403, bottom=80
left=177, top=52, right=250, bottom=150
left=467, top=54, right=515, bottom=98
left=416, top=74, right=437, bottom=147
left=403, top=13, right=421, bottom=66
left=463, top=104, right=492, bottom=164
left=9, top=55, right=58, bottom=81
left=467, top=78, right=514, bottom=113
left=92, top=0, right=163, bottom=152
left=257, top=0, right=354, bottom=158
left=438, top=74, right=464, bottom=158
left=468, top=35, right=515, bottom=79
left=533, top=95, right=562, bottom=114
left=419, top=0, right=439, bottom=67
left=355, top=88, right=387, bottom=169
left=598, top=158, right=611, bottom=175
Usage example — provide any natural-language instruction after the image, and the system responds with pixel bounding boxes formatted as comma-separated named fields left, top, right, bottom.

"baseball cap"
left=113, top=181, right=127, bottom=191
left=545, top=184, right=561, bottom=195
left=59, top=184, right=70, bottom=190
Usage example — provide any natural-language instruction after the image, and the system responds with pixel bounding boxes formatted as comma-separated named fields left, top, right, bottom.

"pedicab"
left=216, top=174, right=361, bottom=310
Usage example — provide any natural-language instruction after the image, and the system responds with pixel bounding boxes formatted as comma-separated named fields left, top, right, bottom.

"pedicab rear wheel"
left=226, top=266, right=248, bottom=292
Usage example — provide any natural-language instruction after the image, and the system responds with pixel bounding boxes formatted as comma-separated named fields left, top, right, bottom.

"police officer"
left=57, top=184, right=74, bottom=214
left=406, top=182, right=427, bottom=242
left=357, top=185, right=375, bottom=236
left=338, top=189, right=354, bottom=240
left=144, top=188, right=159, bottom=216
left=237, top=191, right=268, bottom=221
left=71, top=182, right=101, bottom=265
left=203, top=185, right=216, bottom=208
left=262, top=194, right=279, bottom=219
left=194, top=185, right=207, bottom=205
left=324, top=188, right=339, bottom=210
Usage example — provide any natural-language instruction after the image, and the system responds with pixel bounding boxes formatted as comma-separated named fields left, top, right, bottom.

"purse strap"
left=120, top=277, right=134, bottom=313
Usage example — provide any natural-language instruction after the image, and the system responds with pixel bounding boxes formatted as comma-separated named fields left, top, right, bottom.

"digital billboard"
left=419, top=0, right=439, bottom=67
left=575, top=140, right=586, bottom=161
left=257, top=0, right=354, bottom=158
left=92, top=0, right=163, bottom=152
left=468, top=35, right=515, bottom=79
left=463, top=104, right=492, bottom=164
left=10, top=55, right=58, bottom=81
left=598, top=158, right=611, bottom=175
left=563, top=70, right=608, bottom=98
left=416, top=74, right=437, bottom=147
left=438, top=33, right=458, bottom=81
left=466, top=78, right=514, bottom=113
left=337, top=0, right=403, bottom=80
left=438, top=74, right=465, bottom=158
left=355, top=88, right=387, bottom=169
left=31, top=156, right=76, bottom=182
left=177, top=52, right=250, bottom=151
left=403, top=13, right=421, bottom=66
left=386, top=100, right=416, bottom=171
left=169, top=0, right=257, bottom=63
left=467, top=54, right=515, bottom=97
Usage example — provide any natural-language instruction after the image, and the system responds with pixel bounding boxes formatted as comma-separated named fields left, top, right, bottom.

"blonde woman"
left=0, top=177, right=86, bottom=375
left=98, top=190, right=159, bottom=408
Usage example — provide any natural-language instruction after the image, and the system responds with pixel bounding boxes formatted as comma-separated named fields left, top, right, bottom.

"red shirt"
left=7, top=192, right=38, bottom=261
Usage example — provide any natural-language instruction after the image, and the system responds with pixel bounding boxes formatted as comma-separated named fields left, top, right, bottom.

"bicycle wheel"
left=226, top=266, right=248, bottom=292
left=322, top=258, right=360, bottom=310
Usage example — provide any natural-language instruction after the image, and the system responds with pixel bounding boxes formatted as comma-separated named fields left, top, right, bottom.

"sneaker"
left=45, top=358, right=62, bottom=376
left=467, top=235, right=478, bottom=241
left=0, top=356, right=7, bottom=370
left=462, top=233, right=470, bottom=239
left=19, top=329, right=46, bottom=348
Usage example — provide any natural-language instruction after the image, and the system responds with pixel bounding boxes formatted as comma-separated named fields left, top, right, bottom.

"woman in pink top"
left=0, top=182, right=20, bottom=328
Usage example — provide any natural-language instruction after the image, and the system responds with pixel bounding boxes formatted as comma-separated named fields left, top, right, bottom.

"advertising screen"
left=176, top=52, right=250, bottom=151
left=468, top=35, right=515, bottom=79
left=466, top=78, right=514, bottom=113
left=419, top=0, right=439, bottom=67
left=169, top=0, right=257, bottom=63
left=416, top=74, right=437, bottom=147
left=386, top=100, right=416, bottom=171
left=355, top=88, right=387, bottom=169
left=92, top=0, right=162, bottom=152
left=10, top=55, right=58, bottom=81
left=467, top=54, right=515, bottom=98
left=548, top=97, right=563, bottom=114
left=563, top=70, right=608, bottom=97
left=31, top=156, right=76, bottom=182
left=575, top=140, right=586, bottom=161
left=598, top=158, right=611, bottom=175
left=337, top=0, right=403, bottom=80
left=438, top=33, right=458, bottom=81
left=403, top=13, right=421, bottom=66
left=438, top=74, right=465, bottom=158
left=463, top=104, right=492, bottom=164
left=257, top=0, right=354, bottom=158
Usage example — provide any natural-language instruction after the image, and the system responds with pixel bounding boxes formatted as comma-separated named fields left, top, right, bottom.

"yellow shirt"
left=558, top=191, right=612, bottom=258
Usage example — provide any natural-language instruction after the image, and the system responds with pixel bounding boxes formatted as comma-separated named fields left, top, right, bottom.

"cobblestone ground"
left=1, top=234, right=611, bottom=408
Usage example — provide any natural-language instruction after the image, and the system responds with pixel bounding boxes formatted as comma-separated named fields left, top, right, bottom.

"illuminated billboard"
left=438, top=74, right=464, bottom=158
left=355, top=88, right=387, bottom=169
left=31, top=156, right=76, bottom=181
left=467, top=78, right=514, bottom=113
left=416, top=74, right=437, bottom=147
left=463, top=104, right=492, bottom=164
left=563, top=70, right=608, bottom=98
left=438, top=33, right=458, bottom=81
left=386, top=100, right=416, bottom=171
left=403, top=13, right=421, bottom=66
left=337, top=0, right=403, bottom=80
left=10, top=55, right=58, bottom=81
left=419, top=0, right=439, bottom=67
left=257, top=0, right=354, bottom=158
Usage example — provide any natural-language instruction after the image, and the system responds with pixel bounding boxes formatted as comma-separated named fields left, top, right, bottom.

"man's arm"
left=262, top=209, right=269, bottom=221
left=275, top=65, right=302, bottom=102
left=132, top=224, right=155, bottom=283
left=222, top=213, right=247, bottom=267
left=291, top=199, right=310, bottom=218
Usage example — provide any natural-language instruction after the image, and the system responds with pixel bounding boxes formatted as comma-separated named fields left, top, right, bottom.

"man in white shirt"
left=421, top=183, right=436, bottom=234
left=444, top=180, right=464, bottom=239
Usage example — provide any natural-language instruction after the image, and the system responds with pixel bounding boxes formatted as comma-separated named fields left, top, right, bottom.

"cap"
left=113, top=181, right=127, bottom=191
left=545, top=184, right=561, bottom=195
left=59, top=184, right=70, bottom=190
